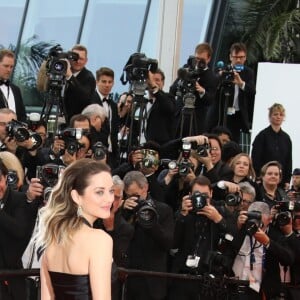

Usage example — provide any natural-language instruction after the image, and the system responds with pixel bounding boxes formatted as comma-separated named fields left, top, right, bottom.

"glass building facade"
left=0, top=0, right=214, bottom=109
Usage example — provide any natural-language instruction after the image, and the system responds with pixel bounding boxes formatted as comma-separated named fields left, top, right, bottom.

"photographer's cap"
left=292, top=168, right=300, bottom=176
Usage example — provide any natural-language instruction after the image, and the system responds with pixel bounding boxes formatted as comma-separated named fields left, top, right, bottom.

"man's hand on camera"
left=195, top=81, right=205, bottom=95
left=233, top=71, right=245, bottom=89
left=62, top=151, right=77, bottom=166
left=164, top=167, right=179, bottom=185
left=197, top=204, right=222, bottom=223
left=182, top=135, right=208, bottom=145
left=180, top=195, right=192, bottom=216
left=26, top=178, right=44, bottom=202
left=52, top=137, right=65, bottom=155
left=65, top=59, right=73, bottom=78
left=196, top=152, right=213, bottom=171
left=237, top=210, right=248, bottom=229
left=3, top=136, right=17, bottom=153
left=123, top=196, right=139, bottom=210
left=221, top=181, right=240, bottom=193
left=253, top=229, right=270, bottom=247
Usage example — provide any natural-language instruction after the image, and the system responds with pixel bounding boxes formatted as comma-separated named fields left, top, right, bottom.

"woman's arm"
left=89, top=230, right=113, bottom=300
left=40, top=253, right=55, bottom=300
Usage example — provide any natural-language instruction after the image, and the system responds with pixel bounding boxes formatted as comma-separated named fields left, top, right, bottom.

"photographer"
left=0, top=109, right=43, bottom=168
left=144, top=69, right=176, bottom=145
left=228, top=201, right=295, bottom=300
left=157, top=141, right=201, bottom=212
left=112, top=141, right=165, bottom=203
left=121, top=171, right=174, bottom=300
left=170, top=43, right=218, bottom=136
left=0, top=159, right=39, bottom=299
left=194, top=134, right=233, bottom=183
left=216, top=43, right=256, bottom=143
left=63, top=44, right=96, bottom=122
left=168, top=175, right=231, bottom=300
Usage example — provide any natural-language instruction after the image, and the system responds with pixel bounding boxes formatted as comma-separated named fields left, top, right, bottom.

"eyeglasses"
left=232, top=56, right=246, bottom=59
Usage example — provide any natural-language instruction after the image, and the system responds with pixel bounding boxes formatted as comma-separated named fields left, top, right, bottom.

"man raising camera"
left=168, top=175, right=231, bottom=300
left=63, top=44, right=96, bottom=123
left=121, top=170, right=174, bottom=300
left=170, top=43, right=218, bottom=136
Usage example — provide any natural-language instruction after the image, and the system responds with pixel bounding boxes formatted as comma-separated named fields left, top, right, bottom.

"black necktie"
left=0, top=79, right=9, bottom=86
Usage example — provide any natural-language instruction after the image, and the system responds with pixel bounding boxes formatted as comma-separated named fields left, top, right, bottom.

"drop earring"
left=77, top=205, right=83, bottom=217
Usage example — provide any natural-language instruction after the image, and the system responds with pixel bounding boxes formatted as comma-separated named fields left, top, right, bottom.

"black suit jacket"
left=0, top=83, right=27, bottom=122
left=63, top=67, right=96, bottom=122
left=146, top=90, right=176, bottom=144
left=0, top=188, right=37, bottom=299
left=217, top=66, right=256, bottom=131
left=123, top=200, right=174, bottom=299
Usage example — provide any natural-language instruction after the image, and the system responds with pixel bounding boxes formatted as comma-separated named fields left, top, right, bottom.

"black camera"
left=176, top=56, right=207, bottom=109
left=177, top=141, right=193, bottom=176
left=220, top=64, right=244, bottom=86
left=92, top=142, right=107, bottom=160
left=274, top=200, right=295, bottom=227
left=131, top=197, right=158, bottom=228
left=244, top=211, right=262, bottom=235
left=190, top=191, right=209, bottom=213
left=7, top=170, right=18, bottom=190
left=6, top=119, right=42, bottom=150
left=56, top=128, right=87, bottom=155
left=196, top=142, right=211, bottom=157
left=46, top=45, right=79, bottom=91
left=225, top=192, right=242, bottom=206
left=121, top=52, right=158, bottom=96
left=36, top=163, right=65, bottom=188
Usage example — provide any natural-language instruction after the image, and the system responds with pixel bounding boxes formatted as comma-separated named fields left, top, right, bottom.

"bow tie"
left=0, top=79, right=9, bottom=86
left=102, top=97, right=111, bottom=104
left=148, top=99, right=154, bottom=104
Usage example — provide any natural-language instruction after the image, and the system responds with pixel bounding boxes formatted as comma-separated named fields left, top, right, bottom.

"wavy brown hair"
left=37, top=159, right=110, bottom=249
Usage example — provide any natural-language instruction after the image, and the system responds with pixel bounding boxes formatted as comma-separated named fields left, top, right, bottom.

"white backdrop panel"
left=251, top=62, right=300, bottom=169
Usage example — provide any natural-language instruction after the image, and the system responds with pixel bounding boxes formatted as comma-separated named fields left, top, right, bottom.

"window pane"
left=80, top=0, right=149, bottom=96
left=0, top=0, right=26, bottom=48
left=180, top=0, right=214, bottom=65
left=12, top=0, right=86, bottom=107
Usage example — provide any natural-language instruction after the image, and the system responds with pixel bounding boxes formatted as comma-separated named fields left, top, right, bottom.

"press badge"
left=186, top=255, right=200, bottom=268
left=227, top=107, right=235, bottom=115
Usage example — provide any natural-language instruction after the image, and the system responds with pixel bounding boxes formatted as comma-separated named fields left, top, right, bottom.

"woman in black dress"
left=38, top=159, right=114, bottom=300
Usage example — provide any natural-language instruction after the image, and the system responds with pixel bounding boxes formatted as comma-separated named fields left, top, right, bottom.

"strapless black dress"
left=49, top=271, right=92, bottom=300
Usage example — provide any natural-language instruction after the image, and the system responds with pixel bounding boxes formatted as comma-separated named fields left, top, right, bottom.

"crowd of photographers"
left=0, top=41, right=298, bottom=300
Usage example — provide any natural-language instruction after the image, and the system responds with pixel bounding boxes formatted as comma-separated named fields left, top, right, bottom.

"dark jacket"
left=63, top=67, right=96, bottom=122
left=251, top=125, right=292, bottom=185
left=146, top=90, right=176, bottom=144
left=123, top=199, right=174, bottom=299
left=0, top=187, right=38, bottom=299
left=0, top=83, right=27, bottom=122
